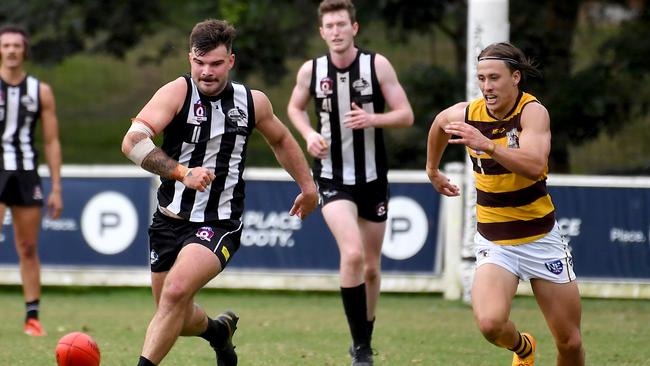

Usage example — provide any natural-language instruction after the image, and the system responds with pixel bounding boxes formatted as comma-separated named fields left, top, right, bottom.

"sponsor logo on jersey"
left=196, top=226, right=215, bottom=241
left=545, top=259, right=564, bottom=275
left=478, top=248, right=490, bottom=258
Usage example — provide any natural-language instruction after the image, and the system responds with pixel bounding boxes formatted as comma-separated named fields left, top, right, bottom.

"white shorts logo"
left=81, top=191, right=138, bottom=255
left=382, top=196, right=428, bottom=260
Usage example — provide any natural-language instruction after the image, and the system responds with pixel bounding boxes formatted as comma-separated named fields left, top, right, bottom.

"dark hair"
left=0, top=24, right=30, bottom=59
left=478, top=42, right=541, bottom=79
left=189, top=19, right=236, bottom=56
left=318, top=0, right=357, bottom=25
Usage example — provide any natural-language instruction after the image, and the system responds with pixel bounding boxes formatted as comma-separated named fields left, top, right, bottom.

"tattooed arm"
left=121, top=77, right=215, bottom=191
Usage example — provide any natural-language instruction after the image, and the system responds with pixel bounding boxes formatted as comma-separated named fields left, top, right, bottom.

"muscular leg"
left=141, top=244, right=221, bottom=364
left=358, top=218, right=385, bottom=322
left=323, top=200, right=372, bottom=352
left=150, top=271, right=210, bottom=337
left=471, top=263, right=521, bottom=349
left=531, top=279, right=585, bottom=366
left=323, top=200, right=364, bottom=286
left=11, top=206, right=42, bottom=303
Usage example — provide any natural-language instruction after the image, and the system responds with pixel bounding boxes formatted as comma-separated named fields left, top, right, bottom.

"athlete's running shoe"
left=350, top=345, right=374, bottom=366
left=512, top=333, right=536, bottom=366
left=24, top=318, right=47, bottom=336
left=212, top=310, right=239, bottom=366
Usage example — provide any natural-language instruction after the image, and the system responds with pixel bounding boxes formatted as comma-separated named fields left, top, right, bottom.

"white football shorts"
left=474, top=222, right=576, bottom=283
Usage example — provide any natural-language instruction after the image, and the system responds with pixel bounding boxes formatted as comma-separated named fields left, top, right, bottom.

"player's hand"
left=47, top=191, right=63, bottom=219
left=444, top=121, right=494, bottom=154
left=306, top=131, right=328, bottom=160
left=289, top=189, right=319, bottom=220
left=427, top=169, right=460, bottom=197
left=343, top=102, right=376, bottom=129
left=182, top=167, right=216, bottom=192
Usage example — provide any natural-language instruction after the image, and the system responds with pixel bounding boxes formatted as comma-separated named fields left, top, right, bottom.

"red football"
left=55, top=332, right=101, bottom=366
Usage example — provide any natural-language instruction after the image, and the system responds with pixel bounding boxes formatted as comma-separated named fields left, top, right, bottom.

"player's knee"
left=364, top=264, right=380, bottom=282
left=555, top=331, right=583, bottom=356
left=160, top=278, right=193, bottom=306
left=475, top=317, right=506, bottom=343
left=15, top=240, right=38, bottom=258
left=341, top=247, right=363, bottom=269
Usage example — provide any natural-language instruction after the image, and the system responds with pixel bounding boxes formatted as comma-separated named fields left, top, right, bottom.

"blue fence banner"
left=230, top=180, right=441, bottom=274
left=0, top=177, right=151, bottom=267
left=551, top=186, right=650, bottom=280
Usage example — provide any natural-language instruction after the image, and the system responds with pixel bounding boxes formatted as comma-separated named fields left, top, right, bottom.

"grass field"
left=1, top=286, right=649, bottom=365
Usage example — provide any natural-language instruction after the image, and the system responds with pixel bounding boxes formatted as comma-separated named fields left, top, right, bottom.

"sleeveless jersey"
left=157, top=76, right=255, bottom=222
left=465, top=92, right=555, bottom=245
left=0, top=75, right=41, bottom=171
left=309, top=48, right=386, bottom=185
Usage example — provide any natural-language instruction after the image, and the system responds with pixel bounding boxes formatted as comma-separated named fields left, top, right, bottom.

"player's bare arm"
left=287, top=60, right=328, bottom=160
left=255, top=89, right=318, bottom=219
left=426, top=102, right=467, bottom=197
left=39, top=82, right=63, bottom=219
left=121, top=78, right=215, bottom=191
left=343, top=54, right=413, bottom=130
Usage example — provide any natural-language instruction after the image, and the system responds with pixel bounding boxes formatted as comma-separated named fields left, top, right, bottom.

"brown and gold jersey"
left=465, top=92, right=555, bottom=245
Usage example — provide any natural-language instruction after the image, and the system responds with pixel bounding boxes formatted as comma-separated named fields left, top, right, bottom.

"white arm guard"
left=127, top=137, right=156, bottom=166
left=127, top=120, right=155, bottom=138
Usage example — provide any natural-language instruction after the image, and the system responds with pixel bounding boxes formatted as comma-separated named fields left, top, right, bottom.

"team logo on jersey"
left=196, top=226, right=215, bottom=241
left=478, top=248, right=490, bottom=258
left=190, top=100, right=208, bottom=125
left=150, top=249, right=159, bottom=265
left=20, top=95, right=38, bottom=112
left=227, top=106, right=248, bottom=126
left=545, top=259, right=564, bottom=275
left=352, top=78, right=370, bottom=92
left=319, top=77, right=333, bottom=95
left=376, top=201, right=387, bottom=217
left=506, top=128, right=520, bottom=148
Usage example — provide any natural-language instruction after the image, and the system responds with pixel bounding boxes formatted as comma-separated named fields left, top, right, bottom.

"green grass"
left=1, top=286, right=650, bottom=365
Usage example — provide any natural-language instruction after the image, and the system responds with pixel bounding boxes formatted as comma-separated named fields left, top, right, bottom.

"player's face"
left=320, top=10, right=358, bottom=54
left=0, top=32, right=26, bottom=68
left=188, top=44, right=234, bottom=96
left=477, top=59, right=521, bottom=118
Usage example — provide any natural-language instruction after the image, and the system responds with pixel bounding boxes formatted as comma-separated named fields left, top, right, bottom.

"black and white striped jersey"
left=309, top=48, right=386, bottom=185
left=157, top=75, right=255, bottom=222
left=0, top=75, right=41, bottom=171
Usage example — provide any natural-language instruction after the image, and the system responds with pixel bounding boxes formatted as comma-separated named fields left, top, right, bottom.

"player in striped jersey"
left=122, top=19, right=318, bottom=366
left=288, top=1, right=413, bottom=365
left=0, top=25, right=63, bottom=337
left=426, top=42, right=584, bottom=366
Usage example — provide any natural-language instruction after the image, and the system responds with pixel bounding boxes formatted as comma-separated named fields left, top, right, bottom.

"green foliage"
left=395, top=64, right=465, bottom=168
left=4, top=1, right=650, bottom=173
left=570, top=112, right=650, bottom=174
